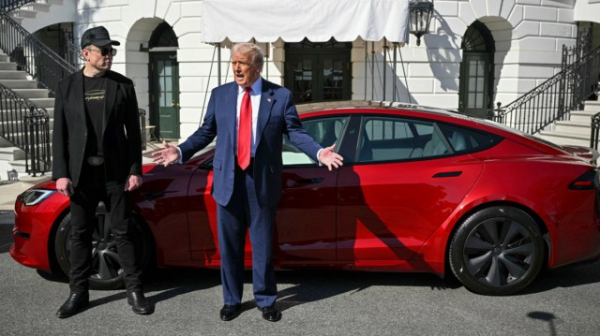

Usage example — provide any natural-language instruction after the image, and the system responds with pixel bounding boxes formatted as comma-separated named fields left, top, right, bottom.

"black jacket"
left=52, top=69, right=142, bottom=186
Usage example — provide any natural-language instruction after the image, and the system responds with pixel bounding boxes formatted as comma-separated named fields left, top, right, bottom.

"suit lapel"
left=104, top=73, right=117, bottom=134
left=73, top=71, right=86, bottom=128
left=256, top=81, right=275, bottom=146
left=226, top=83, right=238, bottom=147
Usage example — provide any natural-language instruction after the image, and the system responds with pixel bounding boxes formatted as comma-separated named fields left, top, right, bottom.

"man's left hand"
left=319, top=144, right=344, bottom=171
left=125, top=174, right=143, bottom=191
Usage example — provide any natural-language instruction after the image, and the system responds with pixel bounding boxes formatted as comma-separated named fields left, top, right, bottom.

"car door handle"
left=432, top=171, right=462, bottom=178
left=288, top=178, right=324, bottom=187
left=297, top=178, right=324, bottom=184
left=141, top=191, right=165, bottom=201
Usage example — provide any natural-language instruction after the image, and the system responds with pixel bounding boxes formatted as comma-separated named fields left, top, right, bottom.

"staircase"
left=3, top=0, right=63, bottom=25
left=0, top=1, right=72, bottom=181
left=0, top=48, right=54, bottom=181
left=538, top=99, right=600, bottom=147
left=6, top=1, right=49, bottom=24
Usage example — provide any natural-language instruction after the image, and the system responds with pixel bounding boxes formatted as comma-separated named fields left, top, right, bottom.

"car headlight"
left=19, top=189, right=56, bottom=206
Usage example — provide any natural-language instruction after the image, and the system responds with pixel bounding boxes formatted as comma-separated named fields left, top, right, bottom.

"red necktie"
left=237, top=87, right=252, bottom=170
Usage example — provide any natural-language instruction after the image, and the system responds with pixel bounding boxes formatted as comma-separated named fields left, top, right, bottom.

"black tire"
left=54, top=203, right=153, bottom=290
left=449, top=206, right=544, bottom=295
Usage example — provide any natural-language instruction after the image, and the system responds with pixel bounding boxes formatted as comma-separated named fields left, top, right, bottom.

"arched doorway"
left=459, top=21, right=495, bottom=118
left=148, top=22, right=180, bottom=139
left=284, top=39, right=352, bottom=104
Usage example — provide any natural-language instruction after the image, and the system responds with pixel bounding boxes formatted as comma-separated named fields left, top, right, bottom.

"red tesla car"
left=11, top=101, right=600, bottom=295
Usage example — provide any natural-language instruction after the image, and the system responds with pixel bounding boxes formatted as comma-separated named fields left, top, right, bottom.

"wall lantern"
left=409, top=0, right=434, bottom=46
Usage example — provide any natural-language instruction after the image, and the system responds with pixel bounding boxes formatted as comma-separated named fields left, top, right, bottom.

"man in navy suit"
left=152, top=42, right=343, bottom=322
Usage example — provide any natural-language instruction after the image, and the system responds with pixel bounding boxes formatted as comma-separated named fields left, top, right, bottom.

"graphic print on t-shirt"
left=85, top=89, right=105, bottom=104
left=84, top=76, right=106, bottom=157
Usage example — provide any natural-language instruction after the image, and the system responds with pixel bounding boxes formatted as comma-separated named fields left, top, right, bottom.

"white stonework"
left=9, top=0, right=600, bottom=142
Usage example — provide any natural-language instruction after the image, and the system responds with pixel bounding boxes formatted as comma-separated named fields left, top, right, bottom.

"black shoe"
left=127, top=291, right=152, bottom=315
left=220, top=305, right=242, bottom=321
left=259, top=305, right=282, bottom=322
left=56, top=291, right=89, bottom=318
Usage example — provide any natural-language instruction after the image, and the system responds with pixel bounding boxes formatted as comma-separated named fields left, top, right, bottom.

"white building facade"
left=16, top=0, right=600, bottom=142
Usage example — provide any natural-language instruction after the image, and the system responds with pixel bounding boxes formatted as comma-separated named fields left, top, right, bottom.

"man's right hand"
left=56, top=178, right=74, bottom=197
left=151, top=140, right=181, bottom=167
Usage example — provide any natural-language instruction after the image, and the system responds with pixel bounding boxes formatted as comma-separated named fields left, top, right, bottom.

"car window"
left=282, top=116, right=349, bottom=166
left=357, top=116, right=500, bottom=163
left=436, top=123, right=501, bottom=154
left=358, top=117, right=437, bottom=162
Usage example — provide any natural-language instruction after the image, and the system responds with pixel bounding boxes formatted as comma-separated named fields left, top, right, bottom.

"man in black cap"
left=52, top=26, right=151, bottom=318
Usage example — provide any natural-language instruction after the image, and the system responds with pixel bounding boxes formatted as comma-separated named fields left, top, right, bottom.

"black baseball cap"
left=80, top=26, right=120, bottom=49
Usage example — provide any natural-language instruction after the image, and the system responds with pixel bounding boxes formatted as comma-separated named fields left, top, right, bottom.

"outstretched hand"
left=319, top=144, right=344, bottom=171
left=151, top=140, right=180, bottom=167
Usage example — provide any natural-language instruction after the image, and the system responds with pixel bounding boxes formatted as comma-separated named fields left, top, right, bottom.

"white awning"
left=202, top=0, right=410, bottom=43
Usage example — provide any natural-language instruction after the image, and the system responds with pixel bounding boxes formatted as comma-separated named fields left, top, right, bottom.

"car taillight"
left=569, top=170, right=599, bottom=190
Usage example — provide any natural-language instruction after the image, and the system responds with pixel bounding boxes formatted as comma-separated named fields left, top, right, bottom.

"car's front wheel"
left=449, top=206, right=544, bottom=295
left=54, top=203, right=153, bottom=290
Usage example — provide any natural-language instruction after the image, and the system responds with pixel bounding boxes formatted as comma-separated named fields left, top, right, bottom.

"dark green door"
left=151, top=53, right=180, bottom=139
left=459, top=53, right=492, bottom=118
left=285, top=41, right=351, bottom=104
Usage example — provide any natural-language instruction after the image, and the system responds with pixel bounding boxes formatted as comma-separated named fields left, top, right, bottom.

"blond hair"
left=232, top=43, right=264, bottom=68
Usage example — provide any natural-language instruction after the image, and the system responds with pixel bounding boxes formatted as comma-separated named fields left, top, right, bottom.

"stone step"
left=10, top=9, right=37, bottom=18
left=0, top=63, right=17, bottom=71
left=554, top=120, right=591, bottom=135
left=538, top=130, right=590, bottom=147
left=24, top=2, right=51, bottom=12
left=584, top=101, right=600, bottom=113
left=0, top=79, right=38, bottom=90
left=8, top=16, right=23, bottom=25
left=0, top=107, right=54, bottom=115
left=570, top=110, right=597, bottom=122
left=0, top=70, right=27, bottom=80
left=11, top=89, right=50, bottom=99
left=0, top=147, right=26, bottom=161
left=0, top=131, right=53, bottom=148
left=0, top=118, right=54, bottom=129
left=8, top=159, right=51, bottom=175
left=0, top=54, right=9, bottom=63
left=0, top=79, right=38, bottom=89
left=29, top=98, right=55, bottom=108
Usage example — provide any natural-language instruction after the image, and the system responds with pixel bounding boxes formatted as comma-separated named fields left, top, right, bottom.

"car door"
left=336, top=115, right=485, bottom=263
left=275, top=115, right=349, bottom=264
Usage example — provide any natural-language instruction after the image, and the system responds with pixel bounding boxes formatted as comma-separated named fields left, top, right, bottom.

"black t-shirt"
left=83, top=75, right=106, bottom=156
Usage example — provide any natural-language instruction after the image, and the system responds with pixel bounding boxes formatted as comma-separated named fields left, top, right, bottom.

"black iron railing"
left=139, top=109, right=148, bottom=150
left=0, top=0, right=37, bottom=13
left=0, top=83, right=50, bottom=176
left=492, top=44, right=600, bottom=135
left=562, top=28, right=592, bottom=68
left=0, top=10, right=77, bottom=94
left=590, top=112, right=600, bottom=150
left=64, top=39, right=84, bottom=68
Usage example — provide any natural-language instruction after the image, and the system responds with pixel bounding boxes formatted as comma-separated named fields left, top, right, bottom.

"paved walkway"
left=0, top=179, right=49, bottom=211
left=0, top=141, right=168, bottom=211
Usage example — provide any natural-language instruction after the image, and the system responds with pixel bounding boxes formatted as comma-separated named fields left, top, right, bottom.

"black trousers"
left=68, top=164, right=142, bottom=293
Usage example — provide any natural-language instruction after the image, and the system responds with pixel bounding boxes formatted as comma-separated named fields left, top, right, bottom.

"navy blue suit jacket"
left=179, top=79, right=321, bottom=208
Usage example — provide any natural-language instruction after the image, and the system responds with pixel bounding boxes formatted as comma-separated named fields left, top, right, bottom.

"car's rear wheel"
left=449, top=206, right=544, bottom=295
left=54, top=203, right=153, bottom=290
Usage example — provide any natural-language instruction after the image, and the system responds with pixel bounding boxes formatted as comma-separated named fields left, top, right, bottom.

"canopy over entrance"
left=202, top=0, right=410, bottom=43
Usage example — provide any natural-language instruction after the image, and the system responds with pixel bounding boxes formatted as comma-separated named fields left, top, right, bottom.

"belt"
left=87, top=156, right=104, bottom=166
